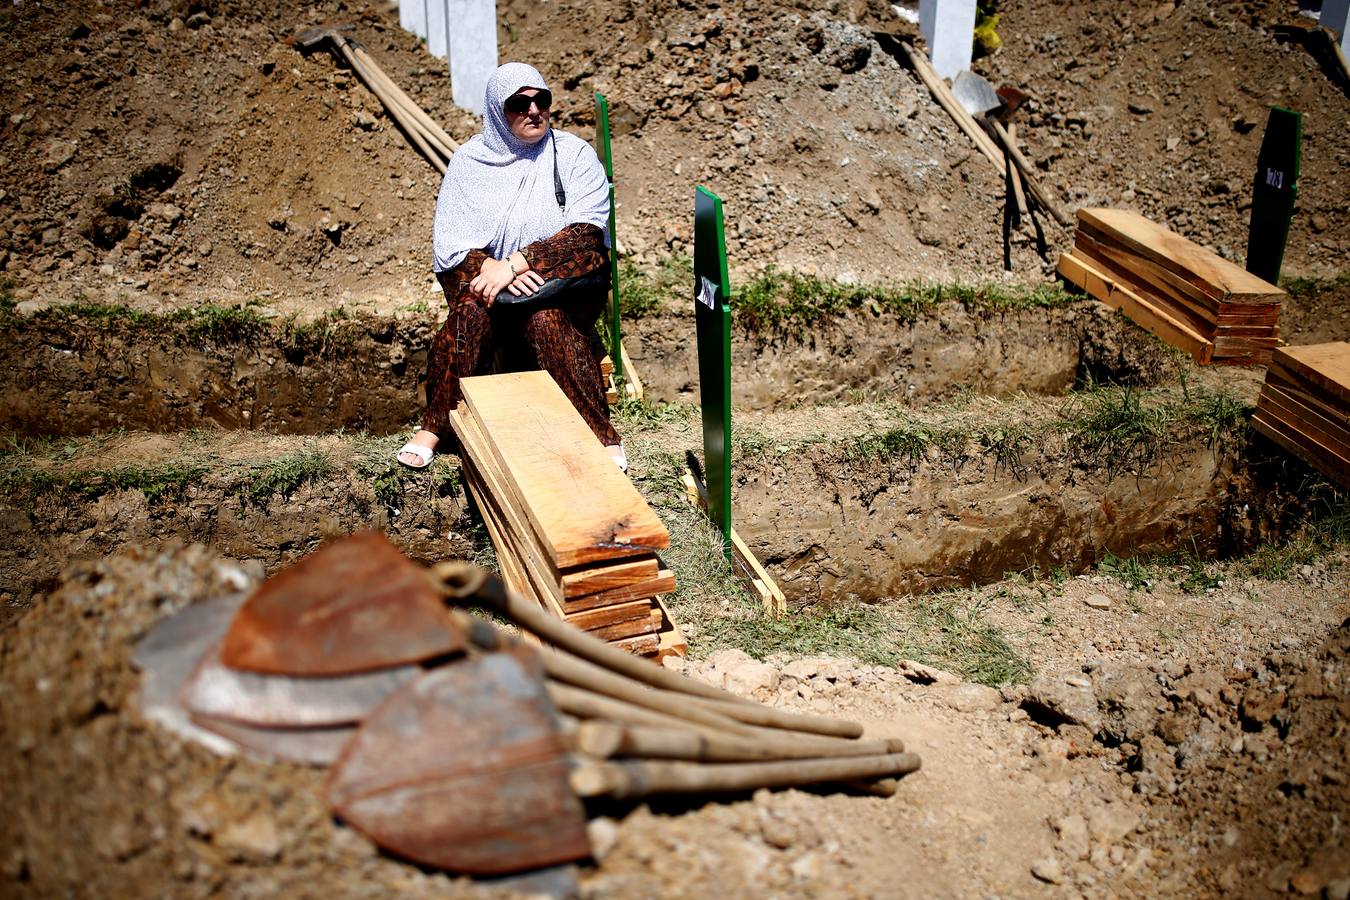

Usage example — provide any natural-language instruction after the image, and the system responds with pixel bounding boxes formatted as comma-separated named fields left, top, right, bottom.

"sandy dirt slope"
left=1, top=0, right=1344, bottom=318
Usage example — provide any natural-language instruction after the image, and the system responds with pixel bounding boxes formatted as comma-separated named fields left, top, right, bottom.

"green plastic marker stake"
left=593, top=91, right=622, bottom=381
left=694, top=186, right=733, bottom=558
left=1245, top=106, right=1301, bottom=285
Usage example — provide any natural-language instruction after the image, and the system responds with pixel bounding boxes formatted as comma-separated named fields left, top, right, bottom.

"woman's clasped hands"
left=468, top=255, right=546, bottom=306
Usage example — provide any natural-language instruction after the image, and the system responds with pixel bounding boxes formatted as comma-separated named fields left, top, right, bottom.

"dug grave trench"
left=0, top=296, right=1175, bottom=436
left=3, top=383, right=1340, bottom=628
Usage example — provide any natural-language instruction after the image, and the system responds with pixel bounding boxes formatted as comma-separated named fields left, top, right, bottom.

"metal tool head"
left=221, top=532, right=465, bottom=676
left=182, top=639, right=419, bottom=729
left=325, top=647, right=591, bottom=875
left=952, top=69, right=1002, bottom=118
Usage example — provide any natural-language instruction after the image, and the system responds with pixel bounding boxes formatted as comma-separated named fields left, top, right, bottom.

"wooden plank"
left=610, top=633, right=660, bottom=657
left=1072, top=233, right=1215, bottom=336
left=1075, top=227, right=1221, bottom=323
left=1057, top=251, right=1214, bottom=363
left=1252, top=410, right=1350, bottom=489
left=651, top=593, right=688, bottom=660
left=461, top=371, right=669, bottom=568
left=600, top=355, right=614, bottom=377
left=561, top=557, right=660, bottom=598
left=563, top=570, right=676, bottom=615
left=680, top=471, right=788, bottom=616
left=1266, top=367, right=1350, bottom=426
left=1258, top=386, right=1350, bottom=460
left=452, top=408, right=569, bottom=616
left=1274, top=342, right=1350, bottom=406
left=1077, top=208, right=1284, bottom=304
left=587, top=609, right=662, bottom=642
left=619, top=340, right=644, bottom=402
left=565, top=598, right=655, bottom=631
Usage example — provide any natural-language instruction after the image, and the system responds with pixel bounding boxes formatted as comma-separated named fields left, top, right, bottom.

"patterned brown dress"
left=422, top=222, right=621, bottom=447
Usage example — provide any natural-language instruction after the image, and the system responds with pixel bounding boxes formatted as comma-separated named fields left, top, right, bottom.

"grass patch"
left=1059, top=381, right=1247, bottom=476
left=615, top=257, right=1078, bottom=332
left=619, top=254, right=688, bottom=318
left=236, top=450, right=333, bottom=507
left=1281, top=271, right=1350, bottom=298
left=1244, top=494, right=1349, bottom=579
left=844, top=419, right=1031, bottom=473
left=284, top=307, right=359, bottom=357
left=3, top=300, right=270, bottom=346
left=0, top=458, right=205, bottom=505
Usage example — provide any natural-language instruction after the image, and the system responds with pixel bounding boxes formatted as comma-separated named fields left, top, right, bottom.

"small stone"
left=42, top=139, right=78, bottom=172
left=1128, top=101, right=1153, bottom=115
left=1309, top=215, right=1328, bottom=233
left=1083, top=593, right=1112, bottom=610
left=1289, top=869, right=1325, bottom=895
left=1053, top=814, right=1090, bottom=860
left=586, top=817, right=619, bottom=862
left=1031, top=857, right=1064, bottom=884
left=1325, top=878, right=1350, bottom=900
left=1166, top=136, right=1181, bottom=151
left=895, top=658, right=960, bottom=685
left=351, top=109, right=377, bottom=130
left=790, top=851, right=822, bottom=881
left=938, top=682, right=1002, bottom=712
left=215, top=813, right=282, bottom=861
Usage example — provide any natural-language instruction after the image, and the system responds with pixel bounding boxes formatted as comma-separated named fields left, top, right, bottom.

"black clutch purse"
left=493, top=264, right=611, bottom=308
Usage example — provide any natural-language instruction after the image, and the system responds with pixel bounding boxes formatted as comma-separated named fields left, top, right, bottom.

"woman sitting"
left=398, top=62, right=624, bottom=470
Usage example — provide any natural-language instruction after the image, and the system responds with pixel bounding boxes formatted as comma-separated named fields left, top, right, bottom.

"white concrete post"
left=448, top=0, right=498, bottom=115
left=1322, top=0, right=1350, bottom=53
left=919, top=0, right=976, bottom=81
left=426, top=0, right=449, bottom=60
left=398, top=0, right=426, bottom=41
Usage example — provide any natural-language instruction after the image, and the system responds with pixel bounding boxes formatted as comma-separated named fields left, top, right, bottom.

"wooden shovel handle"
left=434, top=564, right=862, bottom=737
left=576, top=720, right=902, bottom=763
left=570, top=753, right=921, bottom=800
left=543, top=642, right=863, bottom=739
left=549, top=683, right=900, bottom=760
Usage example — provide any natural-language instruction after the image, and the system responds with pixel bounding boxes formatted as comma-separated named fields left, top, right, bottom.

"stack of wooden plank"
left=1252, top=342, right=1350, bottom=488
left=1058, top=208, right=1283, bottom=365
left=449, top=370, right=685, bottom=658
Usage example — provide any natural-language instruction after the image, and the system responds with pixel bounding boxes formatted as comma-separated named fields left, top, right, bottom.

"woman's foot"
left=606, top=442, right=627, bottom=473
left=397, top=430, right=440, bottom=469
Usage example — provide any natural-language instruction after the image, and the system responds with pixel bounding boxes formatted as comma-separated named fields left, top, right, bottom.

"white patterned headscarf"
left=432, top=62, right=610, bottom=272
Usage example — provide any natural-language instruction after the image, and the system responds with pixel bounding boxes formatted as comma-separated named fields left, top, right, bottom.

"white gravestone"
left=426, top=0, right=449, bottom=60
left=920, top=0, right=976, bottom=80
left=399, top=0, right=426, bottom=41
left=448, top=0, right=498, bottom=116
left=1323, top=0, right=1350, bottom=53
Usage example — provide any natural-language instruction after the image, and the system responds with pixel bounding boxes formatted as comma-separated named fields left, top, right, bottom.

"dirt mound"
left=3, top=0, right=1344, bottom=317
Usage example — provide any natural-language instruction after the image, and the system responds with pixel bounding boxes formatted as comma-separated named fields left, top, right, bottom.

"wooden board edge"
left=1058, top=251, right=1215, bottom=363
left=681, top=470, right=788, bottom=616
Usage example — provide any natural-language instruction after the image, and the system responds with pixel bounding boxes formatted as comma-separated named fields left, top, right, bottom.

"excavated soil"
left=2, top=546, right=1347, bottom=898
left=2, top=0, right=1347, bottom=315
left=4, top=0, right=1350, bottom=896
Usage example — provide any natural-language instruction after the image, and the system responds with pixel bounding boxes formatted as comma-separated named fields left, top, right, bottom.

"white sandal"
left=396, top=442, right=434, bottom=470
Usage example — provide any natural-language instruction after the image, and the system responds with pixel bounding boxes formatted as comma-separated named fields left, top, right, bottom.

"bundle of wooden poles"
left=1253, top=341, right=1350, bottom=488
left=1058, top=208, right=1284, bottom=365
left=450, top=371, right=686, bottom=657
left=135, top=533, right=920, bottom=876
left=294, top=26, right=458, bottom=173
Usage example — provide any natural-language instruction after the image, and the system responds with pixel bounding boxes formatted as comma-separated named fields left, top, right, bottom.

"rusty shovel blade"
left=325, top=647, right=591, bottom=876
left=182, top=639, right=419, bottom=728
left=221, top=532, right=465, bottom=675
left=190, top=712, right=355, bottom=767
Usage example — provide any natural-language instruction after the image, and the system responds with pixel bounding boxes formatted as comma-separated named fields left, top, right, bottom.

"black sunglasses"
left=503, top=89, right=553, bottom=115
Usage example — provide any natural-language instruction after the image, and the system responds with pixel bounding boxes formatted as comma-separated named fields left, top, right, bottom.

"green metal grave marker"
left=694, top=186, right=732, bottom=557
left=1245, top=106, right=1301, bottom=285
left=594, top=91, right=622, bottom=381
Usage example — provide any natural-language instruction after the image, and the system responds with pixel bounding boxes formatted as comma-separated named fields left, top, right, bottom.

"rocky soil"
left=1, top=0, right=1346, bottom=317
left=2, top=545, right=1347, bottom=897
left=3, top=0, right=1350, bottom=897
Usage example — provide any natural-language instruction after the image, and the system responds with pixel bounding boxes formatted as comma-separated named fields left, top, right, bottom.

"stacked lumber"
left=449, top=370, right=685, bottom=658
left=1058, top=208, right=1283, bottom=365
left=600, top=346, right=644, bottom=405
left=1252, top=342, right=1350, bottom=488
